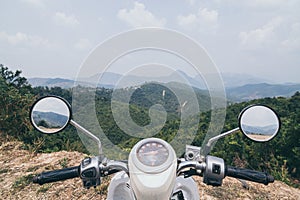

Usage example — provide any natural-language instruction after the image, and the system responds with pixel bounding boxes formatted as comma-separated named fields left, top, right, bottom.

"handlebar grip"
left=33, top=166, right=80, bottom=185
left=226, top=166, right=274, bottom=185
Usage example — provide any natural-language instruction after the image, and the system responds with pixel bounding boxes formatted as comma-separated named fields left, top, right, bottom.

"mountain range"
left=28, top=71, right=274, bottom=88
left=226, top=83, right=300, bottom=102
left=242, top=124, right=278, bottom=135
left=32, top=111, right=68, bottom=128
left=28, top=71, right=300, bottom=102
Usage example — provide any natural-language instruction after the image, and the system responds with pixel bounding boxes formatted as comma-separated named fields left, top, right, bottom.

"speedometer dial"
left=137, top=141, right=169, bottom=167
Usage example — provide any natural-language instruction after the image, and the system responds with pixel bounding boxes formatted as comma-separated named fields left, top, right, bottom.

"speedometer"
left=136, top=141, right=169, bottom=167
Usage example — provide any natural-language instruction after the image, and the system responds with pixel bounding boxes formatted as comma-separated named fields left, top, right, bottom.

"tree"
left=0, top=64, right=34, bottom=137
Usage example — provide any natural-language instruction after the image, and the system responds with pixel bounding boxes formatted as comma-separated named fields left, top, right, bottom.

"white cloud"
left=0, top=31, right=51, bottom=47
left=239, top=17, right=283, bottom=49
left=281, top=22, right=300, bottom=50
left=21, top=0, right=45, bottom=7
left=281, top=37, right=300, bottom=50
left=200, top=8, right=218, bottom=23
left=177, top=8, right=219, bottom=33
left=291, top=22, right=300, bottom=32
left=178, top=14, right=197, bottom=27
left=185, top=0, right=196, bottom=6
left=74, top=38, right=92, bottom=51
left=246, top=0, right=293, bottom=8
left=0, top=32, right=27, bottom=45
left=53, top=12, right=79, bottom=27
left=212, top=0, right=296, bottom=9
left=117, top=2, right=166, bottom=28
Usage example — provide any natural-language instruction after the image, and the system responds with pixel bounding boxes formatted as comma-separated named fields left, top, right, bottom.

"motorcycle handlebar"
left=226, top=166, right=274, bottom=185
left=33, top=166, right=80, bottom=185
left=31, top=162, right=275, bottom=186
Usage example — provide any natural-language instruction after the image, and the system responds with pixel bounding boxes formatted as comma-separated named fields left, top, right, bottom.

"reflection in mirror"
left=239, top=105, right=280, bottom=142
left=30, top=96, right=71, bottom=134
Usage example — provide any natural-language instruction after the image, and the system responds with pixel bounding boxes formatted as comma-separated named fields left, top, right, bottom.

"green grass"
left=12, top=174, right=34, bottom=190
left=0, top=168, right=10, bottom=174
left=37, top=184, right=51, bottom=194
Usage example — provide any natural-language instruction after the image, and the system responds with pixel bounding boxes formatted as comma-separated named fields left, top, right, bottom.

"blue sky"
left=0, top=0, right=299, bottom=83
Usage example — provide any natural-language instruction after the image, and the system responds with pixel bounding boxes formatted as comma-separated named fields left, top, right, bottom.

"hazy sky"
left=0, top=0, right=299, bottom=83
left=241, top=106, right=279, bottom=127
left=34, top=97, right=70, bottom=116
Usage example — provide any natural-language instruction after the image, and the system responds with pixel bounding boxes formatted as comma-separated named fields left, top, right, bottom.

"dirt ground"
left=246, top=134, right=272, bottom=141
left=0, top=140, right=299, bottom=200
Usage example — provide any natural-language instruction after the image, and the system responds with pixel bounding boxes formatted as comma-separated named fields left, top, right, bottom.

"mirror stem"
left=207, top=127, right=239, bottom=147
left=70, top=120, right=103, bottom=156
left=202, top=127, right=239, bottom=159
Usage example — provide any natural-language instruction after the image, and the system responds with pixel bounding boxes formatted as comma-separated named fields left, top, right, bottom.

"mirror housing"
left=30, top=96, right=72, bottom=134
left=238, top=105, right=280, bottom=142
left=30, top=95, right=103, bottom=155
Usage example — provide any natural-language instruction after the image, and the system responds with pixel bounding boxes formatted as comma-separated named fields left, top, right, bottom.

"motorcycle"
left=30, top=95, right=280, bottom=200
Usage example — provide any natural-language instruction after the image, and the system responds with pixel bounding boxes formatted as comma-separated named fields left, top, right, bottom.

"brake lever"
left=182, top=168, right=200, bottom=178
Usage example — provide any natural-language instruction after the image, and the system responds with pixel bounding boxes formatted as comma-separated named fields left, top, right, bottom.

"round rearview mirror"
left=239, top=105, right=280, bottom=142
left=30, top=96, right=71, bottom=134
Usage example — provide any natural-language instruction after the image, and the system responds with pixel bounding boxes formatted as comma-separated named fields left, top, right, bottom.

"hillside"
left=227, top=83, right=300, bottom=102
left=28, top=78, right=76, bottom=89
left=32, top=111, right=69, bottom=128
left=1, top=140, right=299, bottom=200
